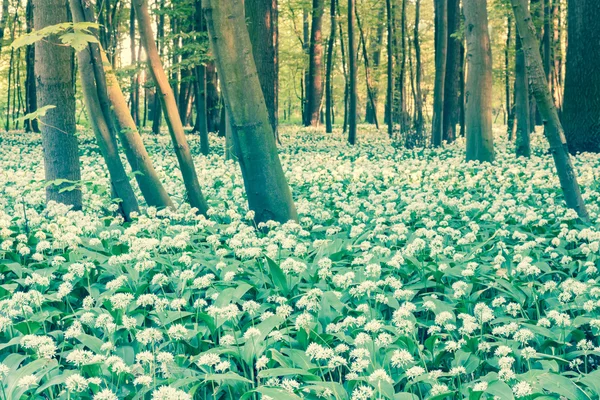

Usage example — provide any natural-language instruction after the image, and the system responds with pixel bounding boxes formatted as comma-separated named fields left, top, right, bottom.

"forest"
left=0, top=0, right=600, bottom=399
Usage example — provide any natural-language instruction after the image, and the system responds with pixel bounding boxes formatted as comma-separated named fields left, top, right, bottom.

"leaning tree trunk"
left=431, top=0, right=447, bottom=147
left=514, top=35, right=531, bottom=157
left=325, top=0, right=336, bottom=133
left=347, top=0, right=358, bottom=145
left=34, top=0, right=83, bottom=210
left=305, top=0, right=325, bottom=127
left=511, top=0, right=590, bottom=222
left=562, top=0, right=600, bottom=154
left=464, top=0, right=494, bottom=162
left=134, top=0, right=209, bottom=214
left=204, top=0, right=298, bottom=224
left=245, top=0, right=279, bottom=137
left=442, top=0, right=461, bottom=144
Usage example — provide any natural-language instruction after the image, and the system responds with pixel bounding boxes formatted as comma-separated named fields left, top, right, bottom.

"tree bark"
left=515, top=35, right=531, bottom=157
left=431, top=0, right=447, bottom=147
left=25, top=0, right=39, bottom=133
left=464, top=0, right=494, bottom=162
left=412, top=0, right=424, bottom=147
left=151, top=0, right=165, bottom=135
left=0, top=0, right=8, bottom=55
left=204, top=0, right=298, bottom=223
left=194, top=0, right=210, bottom=155
left=245, top=0, right=279, bottom=137
left=134, top=0, right=209, bottom=214
left=305, top=0, right=324, bottom=127
left=365, top=5, right=385, bottom=124
left=347, top=0, right=358, bottom=145
left=34, top=0, right=83, bottom=210
left=356, top=7, right=379, bottom=129
left=325, top=0, right=336, bottom=133
left=511, top=0, right=589, bottom=221
left=562, top=0, right=600, bottom=154
left=385, top=0, right=393, bottom=138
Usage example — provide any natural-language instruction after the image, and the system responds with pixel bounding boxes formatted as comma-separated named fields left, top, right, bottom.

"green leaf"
left=537, top=373, right=588, bottom=400
left=266, top=256, right=289, bottom=295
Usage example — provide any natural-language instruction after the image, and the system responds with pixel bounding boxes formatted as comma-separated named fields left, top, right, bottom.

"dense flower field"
left=1, top=126, right=600, bottom=400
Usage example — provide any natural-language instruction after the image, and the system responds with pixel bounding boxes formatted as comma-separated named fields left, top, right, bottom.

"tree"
left=365, top=5, right=385, bottom=125
left=442, top=0, right=461, bottom=143
left=562, top=0, right=600, bottom=153
left=412, top=0, right=424, bottom=147
left=305, top=0, right=324, bottom=127
left=34, top=0, right=82, bottom=209
left=511, top=0, right=589, bottom=221
left=464, top=0, right=494, bottom=162
left=385, top=0, right=393, bottom=138
left=431, top=0, right=447, bottom=147
left=325, top=0, right=336, bottom=133
left=204, top=0, right=298, bottom=223
left=245, top=0, right=279, bottom=136
left=514, top=35, right=531, bottom=157
left=194, top=0, right=210, bottom=155
left=25, top=0, right=38, bottom=133
left=134, top=0, right=209, bottom=214
left=0, top=0, right=9, bottom=55
left=347, top=0, right=358, bottom=145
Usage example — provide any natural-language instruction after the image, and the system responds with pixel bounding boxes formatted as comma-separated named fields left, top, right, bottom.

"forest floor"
left=0, top=125, right=599, bottom=399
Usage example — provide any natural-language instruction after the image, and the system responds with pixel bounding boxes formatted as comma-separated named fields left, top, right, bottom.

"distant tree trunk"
left=34, top=0, right=82, bottom=209
left=129, top=5, right=140, bottom=125
left=443, top=0, right=460, bottom=143
left=194, top=0, right=210, bottom=155
left=385, top=0, right=393, bottom=138
left=325, top=0, right=336, bottom=133
left=337, top=0, right=349, bottom=134
left=305, top=0, right=324, bottom=127
left=551, top=0, right=563, bottom=110
left=458, top=34, right=465, bottom=138
left=178, top=67, right=191, bottom=126
left=302, top=8, right=310, bottom=125
left=515, top=35, right=531, bottom=157
left=204, top=0, right=298, bottom=223
left=464, top=0, right=494, bottom=162
left=347, top=0, right=357, bottom=144
left=25, top=0, right=38, bottom=133
left=151, top=0, right=165, bottom=134
left=365, top=5, right=385, bottom=124
left=356, top=8, right=379, bottom=129
left=511, top=0, right=589, bottom=222
left=563, top=0, right=600, bottom=154
left=412, top=0, right=424, bottom=146
left=432, top=0, right=447, bottom=147
left=134, top=0, right=209, bottom=214
left=543, top=0, right=551, bottom=86
left=0, top=0, right=8, bottom=55
left=245, top=0, right=279, bottom=137
left=506, top=13, right=514, bottom=138
left=206, top=62, right=220, bottom=133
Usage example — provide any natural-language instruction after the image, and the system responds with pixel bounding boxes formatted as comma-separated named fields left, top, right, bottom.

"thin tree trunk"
left=443, top=0, right=461, bottom=143
left=34, top=0, right=82, bottom=209
left=347, top=0, right=357, bottom=144
left=506, top=13, right=514, bottom=138
left=432, top=0, right=447, bottom=147
left=305, top=0, right=324, bottom=127
left=511, top=0, right=589, bottom=221
left=245, top=0, right=279, bottom=137
left=464, top=0, right=494, bottom=162
left=194, top=0, right=210, bottom=155
left=134, top=0, right=209, bottom=214
left=365, top=5, right=385, bottom=124
left=355, top=7, right=379, bottom=129
left=129, top=5, right=140, bottom=125
left=325, top=0, right=336, bottom=133
left=206, top=62, right=220, bottom=133
left=25, top=0, right=38, bottom=133
left=385, top=0, right=393, bottom=138
left=412, top=0, right=424, bottom=147
left=204, top=0, right=297, bottom=223
left=0, top=0, right=8, bottom=55
left=151, top=0, right=165, bottom=134
left=515, top=35, right=531, bottom=157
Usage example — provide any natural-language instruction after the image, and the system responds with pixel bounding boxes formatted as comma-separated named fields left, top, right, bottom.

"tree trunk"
left=151, top=0, right=165, bottom=134
left=305, top=0, right=324, bottom=127
left=134, top=0, right=209, bottom=214
left=204, top=0, right=298, bottom=223
left=365, top=5, right=385, bottom=124
left=385, top=0, right=393, bottom=138
left=0, top=0, right=8, bottom=55
left=563, top=0, right=600, bottom=153
left=442, top=0, right=461, bottom=144
left=506, top=13, right=514, bottom=138
left=25, top=0, right=39, bottom=133
left=412, top=0, right=424, bottom=147
left=464, top=0, right=494, bottom=162
left=511, top=0, right=589, bottom=221
left=325, top=0, right=336, bottom=133
left=245, top=0, right=279, bottom=137
left=432, top=0, right=447, bottom=147
left=347, top=0, right=357, bottom=145
left=515, top=35, right=531, bottom=157
left=129, top=5, right=140, bottom=126
left=356, top=7, right=379, bottom=129
left=34, top=0, right=83, bottom=209
left=206, top=62, right=220, bottom=133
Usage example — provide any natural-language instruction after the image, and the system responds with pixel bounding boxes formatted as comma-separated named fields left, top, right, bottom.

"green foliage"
left=11, top=22, right=100, bottom=52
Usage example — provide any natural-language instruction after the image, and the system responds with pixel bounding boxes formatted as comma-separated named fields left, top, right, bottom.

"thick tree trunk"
left=34, top=0, right=83, bottom=210
left=245, top=0, right=279, bottom=137
left=305, top=0, right=324, bottom=127
left=385, top=0, right=393, bottom=138
left=464, top=0, right=494, bottom=162
left=204, top=0, right=298, bottom=223
left=347, top=0, right=358, bottom=145
left=442, top=0, right=461, bottom=144
left=515, top=35, right=531, bottom=157
left=134, top=0, right=209, bottom=214
left=432, top=0, right=447, bottom=147
left=563, top=0, right=600, bottom=153
left=325, top=0, right=336, bottom=133
left=511, top=0, right=589, bottom=221
left=25, top=0, right=38, bottom=133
